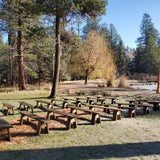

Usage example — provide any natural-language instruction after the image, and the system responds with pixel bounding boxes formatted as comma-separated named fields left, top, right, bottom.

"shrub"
left=118, top=75, right=130, bottom=88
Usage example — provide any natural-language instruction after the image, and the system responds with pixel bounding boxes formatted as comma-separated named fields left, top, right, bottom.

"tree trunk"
left=49, top=15, right=61, bottom=98
left=8, top=0, right=14, bottom=87
left=17, top=4, right=26, bottom=90
left=8, top=29, right=14, bottom=87
left=84, top=69, right=89, bottom=85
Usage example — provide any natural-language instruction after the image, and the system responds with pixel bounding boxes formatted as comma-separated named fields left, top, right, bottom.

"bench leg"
left=52, top=113, right=56, bottom=119
left=63, top=102, right=68, bottom=108
left=67, top=117, right=77, bottom=130
left=20, top=114, right=25, bottom=125
left=89, top=106, right=95, bottom=114
left=27, top=107, right=33, bottom=113
left=48, top=104, right=53, bottom=109
left=76, top=101, right=81, bottom=107
left=113, top=111, right=121, bottom=121
left=37, top=122, right=49, bottom=135
left=46, top=111, right=51, bottom=119
left=128, top=109, right=136, bottom=118
left=37, top=122, right=43, bottom=135
left=6, top=109, right=9, bottom=116
left=143, top=106, right=149, bottom=115
left=91, top=113, right=101, bottom=125
left=27, top=107, right=34, bottom=113
left=45, top=123, right=49, bottom=134
left=0, top=128, right=11, bottom=141
left=101, top=100, right=105, bottom=105
left=7, top=128, right=11, bottom=141
left=106, top=109, right=110, bottom=114
left=12, top=108, right=14, bottom=115
left=89, top=101, right=95, bottom=105
left=70, top=108, right=77, bottom=114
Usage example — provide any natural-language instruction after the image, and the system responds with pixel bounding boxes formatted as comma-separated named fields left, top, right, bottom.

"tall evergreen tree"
left=135, top=13, right=160, bottom=75
left=40, top=0, right=108, bottom=98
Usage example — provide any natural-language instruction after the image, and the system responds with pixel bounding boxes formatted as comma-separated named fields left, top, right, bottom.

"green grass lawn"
left=0, top=89, right=160, bottom=160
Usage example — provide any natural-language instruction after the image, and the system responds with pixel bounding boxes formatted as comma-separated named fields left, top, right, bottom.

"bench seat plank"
left=0, top=118, right=13, bottom=141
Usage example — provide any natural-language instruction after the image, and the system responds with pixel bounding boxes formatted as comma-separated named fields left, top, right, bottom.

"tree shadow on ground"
left=0, top=141, right=160, bottom=160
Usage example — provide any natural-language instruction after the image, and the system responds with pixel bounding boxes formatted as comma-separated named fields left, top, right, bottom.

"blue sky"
left=100, top=0, right=160, bottom=49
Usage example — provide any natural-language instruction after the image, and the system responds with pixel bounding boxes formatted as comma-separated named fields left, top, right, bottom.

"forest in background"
left=0, top=1, right=160, bottom=95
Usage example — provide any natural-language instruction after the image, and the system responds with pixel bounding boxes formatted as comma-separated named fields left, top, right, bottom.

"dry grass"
left=118, top=75, right=130, bottom=88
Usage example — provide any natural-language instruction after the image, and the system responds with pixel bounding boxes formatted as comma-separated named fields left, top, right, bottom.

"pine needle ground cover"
left=0, top=83, right=160, bottom=160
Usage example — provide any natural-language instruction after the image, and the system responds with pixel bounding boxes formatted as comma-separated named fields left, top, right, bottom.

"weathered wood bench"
left=89, top=105, right=122, bottom=121
left=2, top=103, right=15, bottom=116
left=115, top=102, right=152, bottom=115
left=46, top=108, right=78, bottom=129
left=0, top=118, right=13, bottom=141
left=63, top=98, right=82, bottom=107
left=68, top=106, right=101, bottom=125
left=148, top=101, right=160, bottom=111
left=50, top=98, right=69, bottom=108
left=19, top=111, right=52, bottom=135
left=35, top=100, right=54, bottom=109
left=116, top=104, right=136, bottom=118
left=19, top=101, right=35, bottom=113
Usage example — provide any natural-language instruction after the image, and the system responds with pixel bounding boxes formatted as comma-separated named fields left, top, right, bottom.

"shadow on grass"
left=0, top=141, right=160, bottom=159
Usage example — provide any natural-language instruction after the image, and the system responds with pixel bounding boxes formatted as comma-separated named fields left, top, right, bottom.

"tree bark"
left=8, top=0, right=14, bottom=87
left=49, top=14, right=61, bottom=98
left=84, top=69, right=89, bottom=85
left=17, top=2, right=26, bottom=90
left=8, top=30, right=14, bottom=87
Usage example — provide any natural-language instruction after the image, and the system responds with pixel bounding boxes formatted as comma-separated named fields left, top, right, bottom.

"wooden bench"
left=35, top=100, right=54, bottom=108
left=112, top=103, right=137, bottom=118
left=50, top=98, right=69, bottom=108
left=19, top=111, right=52, bottom=135
left=116, top=104, right=136, bottom=118
left=148, top=101, right=160, bottom=111
left=63, top=98, right=82, bottom=107
left=115, top=103, right=151, bottom=115
left=19, top=101, right=35, bottom=113
left=0, top=118, right=13, bottom=141
left=89, top=105, right=122, bottom=121
left=46, top=108, right=78, bottom=129
left=2, top=103, right=15, bottom=116
left=68, top=106, right=101, bottom=125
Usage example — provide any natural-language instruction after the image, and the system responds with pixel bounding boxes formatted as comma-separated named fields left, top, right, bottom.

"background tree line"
left=0, top=0, right=160, bottom=96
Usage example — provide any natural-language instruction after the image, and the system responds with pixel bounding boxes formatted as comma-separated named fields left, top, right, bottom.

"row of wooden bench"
left=1, top=97, right=154, bottom=117
left=1, top=100, right=124, bottom=140
left=1, top=96, right=158, bottom=141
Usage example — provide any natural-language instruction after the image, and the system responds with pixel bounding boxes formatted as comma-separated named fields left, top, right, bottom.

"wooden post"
left=157, top=71, right=160, bottom=94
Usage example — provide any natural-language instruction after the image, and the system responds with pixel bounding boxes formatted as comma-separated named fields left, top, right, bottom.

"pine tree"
left=39, top=0, right=108, bottom=98
left=135, top=13, right=160, bottom=75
